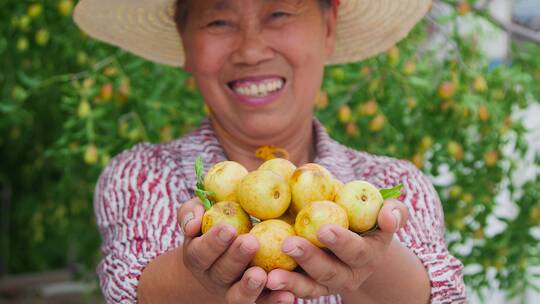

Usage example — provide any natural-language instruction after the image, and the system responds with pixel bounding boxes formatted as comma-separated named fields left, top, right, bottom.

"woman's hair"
left=174, top=0, right=333, bottom=31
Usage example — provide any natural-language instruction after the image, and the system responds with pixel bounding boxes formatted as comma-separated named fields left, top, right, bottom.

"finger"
left=281, top=236, right=352, bottom=292
left=317, top=224, right=382, bottom=268
left=208, top=233, right=259, bottom=285
left=183, top=224, right=236, bottom=273
left=377, top=199, right=409, bottom=233
left=177, top=197, right=205, bottom=238
left=265, top=291, right=295, bottom=304
left=266, top=268, right=330, bottom=299
left=225, top=266, right=266, bottom=304
left=256, top=290, right=295, bottom=304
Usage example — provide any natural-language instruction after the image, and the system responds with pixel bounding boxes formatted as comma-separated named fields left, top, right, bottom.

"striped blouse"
left=94, top=118, right=467, bottom=303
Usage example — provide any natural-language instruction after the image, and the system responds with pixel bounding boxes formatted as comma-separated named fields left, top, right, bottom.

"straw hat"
left=73, top=0, right=432, bottom=67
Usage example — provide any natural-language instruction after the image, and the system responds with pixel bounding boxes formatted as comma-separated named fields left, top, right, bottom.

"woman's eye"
left=271, top=11, right=290, bottom=18
left=207, top=20, right=229, bottom=27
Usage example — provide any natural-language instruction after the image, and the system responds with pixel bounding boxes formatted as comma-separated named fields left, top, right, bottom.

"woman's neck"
left=210, top=117, right=316, bottom=171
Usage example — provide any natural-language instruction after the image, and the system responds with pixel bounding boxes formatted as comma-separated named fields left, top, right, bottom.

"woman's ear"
left=323, top=5, right=338, bottom=58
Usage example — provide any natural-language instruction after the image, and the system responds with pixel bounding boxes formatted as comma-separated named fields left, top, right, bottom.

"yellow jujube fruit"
left=204, top=161, right=248, bottom=203
left=294, top=201, right=349, bottom=248
left=335, top=180, right=384, bottom=233
left=237, top=170, right=291, bottom=220
left=202, top=201, right=252, bottom=235
left=258, top=158, right=296, bottom=183
left=250, top=220, right=297, bottom=272
left=289, top=163, right=335, bottom=214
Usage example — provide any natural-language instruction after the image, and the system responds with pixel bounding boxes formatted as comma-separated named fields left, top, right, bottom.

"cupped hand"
left=178, top=198, right=296, bottom=304
left=266, top=199, right=408, bottom=298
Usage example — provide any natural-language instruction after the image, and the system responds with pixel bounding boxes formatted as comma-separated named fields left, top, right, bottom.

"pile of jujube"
left=195, top=157, right=401, bottom=272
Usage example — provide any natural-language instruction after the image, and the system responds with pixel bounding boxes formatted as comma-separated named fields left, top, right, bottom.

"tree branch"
left=436, top=0, right=540, bottom=46
left=474, top=7, right=540, bottom=46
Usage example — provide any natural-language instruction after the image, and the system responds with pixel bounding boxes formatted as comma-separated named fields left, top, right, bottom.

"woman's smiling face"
left=180, top=0, right=336, bottom=140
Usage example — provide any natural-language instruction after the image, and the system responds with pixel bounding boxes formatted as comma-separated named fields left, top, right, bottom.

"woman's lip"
left=226, top=79, right=287, bottom=107
left=229, top=75, right=284, bottom=84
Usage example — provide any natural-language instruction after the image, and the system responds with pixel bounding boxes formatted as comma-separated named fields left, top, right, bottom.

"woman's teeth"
left=232, top=79, right=285, bottom=97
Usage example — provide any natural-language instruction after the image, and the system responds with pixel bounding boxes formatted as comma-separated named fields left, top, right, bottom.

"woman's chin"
left=230, top=114, right=303, bottom=143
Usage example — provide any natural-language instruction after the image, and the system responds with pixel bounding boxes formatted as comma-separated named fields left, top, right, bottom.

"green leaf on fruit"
left=380, top=184, right=404, bottom=200
left=195, top=156, right=204, bottom=188
left=195, top=156, right=213, bottom=210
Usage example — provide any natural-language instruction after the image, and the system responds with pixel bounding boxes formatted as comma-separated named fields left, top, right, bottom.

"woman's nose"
left=231, top=28, right=274, bottom=66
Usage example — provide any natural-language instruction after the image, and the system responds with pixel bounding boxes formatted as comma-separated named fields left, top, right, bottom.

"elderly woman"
left=74, top=0, right=466, bottom=303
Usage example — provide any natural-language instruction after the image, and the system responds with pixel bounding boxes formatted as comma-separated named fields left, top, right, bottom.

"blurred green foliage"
left=1, top=0, right=539, bottom=301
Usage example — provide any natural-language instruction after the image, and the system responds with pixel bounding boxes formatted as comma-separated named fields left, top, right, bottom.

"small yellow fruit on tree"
left=18, top=16, right=31, bottom=31
left=387, top=46, right=400, bottom=66
left=473, top=76, right=488, bottom=93
left=360, top=66, right=371, bottom=77
left=448, top=141, right=464, bottom=161
left=99, top=83, right=114, bottom=101
left=484, top=150, right=499, bottom=167
left=420, top=136, right=434, bottom=151
left=346, top=122, right=359, bottom=138
left=438, top=82, right=456, bottom=99
left=412, top=153, right=424, bottom=169
left=478, top=104, right=490, bottom=122
left=462, top=192, right=474, bottom=204
left=457, top=1, right=471, bottom=16
left=17, top=37, right=29, bottom=52
left=359, top=99, right=378, bottom=116
left=449, top=185, right=463, bottom=199
left=58, top=0, right=74, bottom=16
left=338, top=105, right=352, bottom=123
left=331, top=68, right=346, bottom=82
left=315, top=91, right=329, bottom=110
left=407, top=97, right=417, bottom=109
left=84, top=145, right=98, bottom=165
left=403, top=60, right=416, bottom=75
left=35, top=28, right=50, bottom=46
left=27, top=3, right=43, bottom=18
left=77, top=100, right=91, bottom=118
left=369, top=114, right=386, bottom=132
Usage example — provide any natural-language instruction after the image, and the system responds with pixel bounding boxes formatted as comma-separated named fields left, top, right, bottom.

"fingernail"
left=239, top=240, right=257, bottom=255
left=269, top=283, right=286, bottom=290
left=247, top=277, right=263, bottom=290
left=181, top=212, right=194, bottom=232
left=282, top=243, right=303, bottom=258
left=392, top=209, right=401, bottom=232
left=319, top=228, right=337, bottom=244
left=218, top=227, right=234, bottom=243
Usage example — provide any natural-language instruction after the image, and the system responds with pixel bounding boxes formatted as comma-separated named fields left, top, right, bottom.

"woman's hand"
left=265, top=199, right=409, bottom=298
left=178, top=198, right=296, bottom=304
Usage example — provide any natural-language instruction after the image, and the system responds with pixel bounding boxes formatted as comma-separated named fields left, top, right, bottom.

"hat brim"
left=74, top=0, right=432, bottom=67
